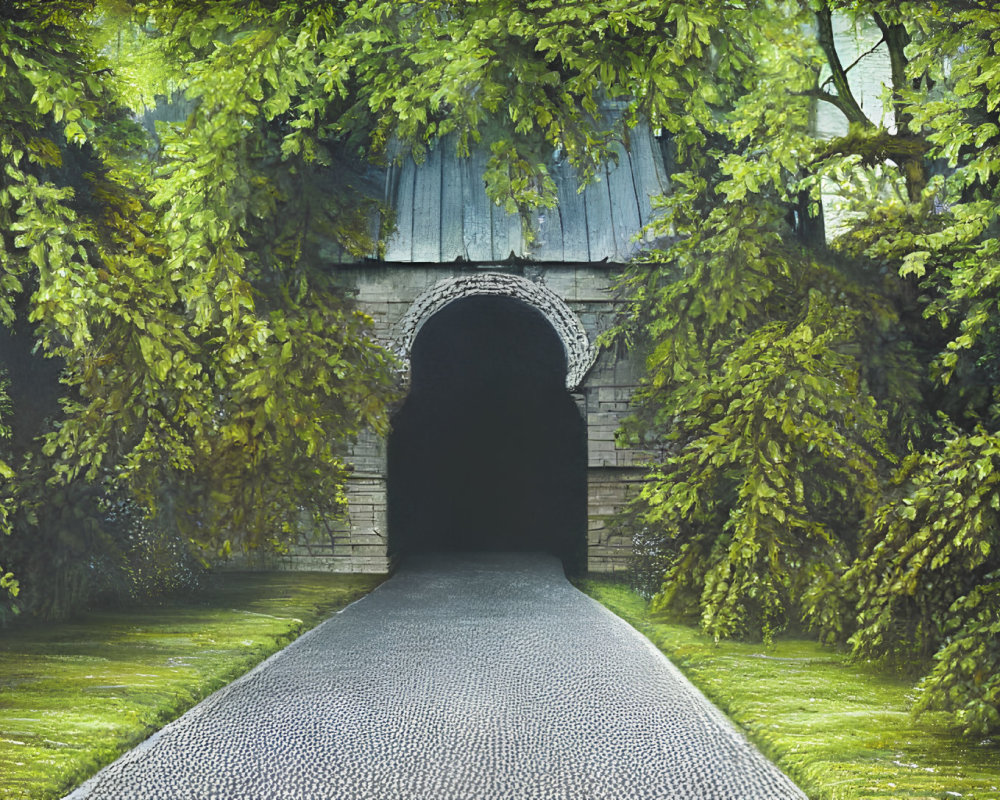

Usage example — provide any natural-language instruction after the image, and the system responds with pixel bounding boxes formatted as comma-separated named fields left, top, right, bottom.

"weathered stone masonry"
left=279, top=263, right=649, bottom=574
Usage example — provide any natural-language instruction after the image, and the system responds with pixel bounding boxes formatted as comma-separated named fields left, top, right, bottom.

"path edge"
left=566, top=581, right=810, bottom=800
left=61, top=579, right=391, bottom=800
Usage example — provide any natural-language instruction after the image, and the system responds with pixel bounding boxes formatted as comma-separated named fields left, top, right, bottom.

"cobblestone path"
left=67, top=553, right=806, bottom=800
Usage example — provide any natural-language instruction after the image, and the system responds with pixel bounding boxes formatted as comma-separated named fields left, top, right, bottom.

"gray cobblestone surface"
left=66, top=553, right=806, bottom=800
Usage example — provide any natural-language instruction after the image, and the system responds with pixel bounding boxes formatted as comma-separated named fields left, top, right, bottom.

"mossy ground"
left=576, top=579, right=1000, bottom=800
left=0, top=571, right=384, bottom=800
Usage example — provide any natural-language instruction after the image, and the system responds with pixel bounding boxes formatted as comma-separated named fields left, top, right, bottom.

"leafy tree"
left=606, top=0, right=917, bottom=640
left=831, top=1, right=1000, bottom=736
left=606, top=0, right=1000, bottom=733
left=1, top=0, right=133, bottom=616
left=619, top=220, right=896, bottom=641
left=1, top=0, right=398, bottom=618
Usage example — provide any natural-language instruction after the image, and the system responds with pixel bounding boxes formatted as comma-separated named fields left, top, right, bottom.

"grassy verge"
left=0, top=571, right=384, bottom=800
left=576, top=579, right=1000, bottom=800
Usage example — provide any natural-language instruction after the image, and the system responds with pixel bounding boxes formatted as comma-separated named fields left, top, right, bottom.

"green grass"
left=0, top=571, right=384, bottom=800
left=576, top=579, right=1000, bottom=800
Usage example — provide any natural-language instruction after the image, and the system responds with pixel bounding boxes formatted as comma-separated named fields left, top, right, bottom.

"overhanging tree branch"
left=795, top=87, right=870, bottom=124
left=814, top=3, right=872, bottom=129
left=871, top=11, right=912, bottom=131
left=820, top=35, right=886, bottom=91
left=818, top=126, right=930, bottom=166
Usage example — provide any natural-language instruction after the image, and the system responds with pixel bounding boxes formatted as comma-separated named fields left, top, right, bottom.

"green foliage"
left=848, top=431, right=1000, bottom=663
left=0, top=2, right=399, bottom=621
left=845, top=430, right=1000, bottom=734
left=619, top=193, right=898, bottom=641
left=607, top=0, right=1000, bottom=733
left=603, top=4, right=916, bottom=639
left=914, top=573, right=1000, bottom=737
left=830, top=2, right=1000, bottom=735
left=1, top=1, right=145, bottom=618
left=0, top=373, right=16, bottom=607
left=831, top=3, right=1000, bottom=399
left=329, top=0, right=757, bottom=218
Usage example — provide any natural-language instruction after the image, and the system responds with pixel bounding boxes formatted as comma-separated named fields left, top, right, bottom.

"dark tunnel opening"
left=387, top=295, right=587, bottom=571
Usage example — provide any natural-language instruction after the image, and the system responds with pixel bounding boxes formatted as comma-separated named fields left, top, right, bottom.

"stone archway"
left=281, top=263, right=645, bottom=576
left=392, top=273, right=597, bottom=390
left=387, top=294, right=588, bottom=567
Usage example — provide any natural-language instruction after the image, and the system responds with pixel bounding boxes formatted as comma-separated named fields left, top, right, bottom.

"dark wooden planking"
left=439, top=137, right=466, bottom=261
left=377, top=158, right=397, bottom=247
left=646, top=126, right=671, bottom=200
left=606, top=140, right=643, bottom=260
left=625, top=124, right=662, bottom=228
left=583, top=167, right=616, bottom=261
left=383, top=121, right=666, bottom=264
left=554, top=159, right=589, bottom=262
left=507, top=204, right=524, bottom=258
left=462, top=146, right=493, bottom=261
left=529, top=198, right=565, bottom=262
left=490, top=194, right=510, bottom=261
left=385, top=154, right=416, bottom=262
left=411, top=144, right=443, bottom=262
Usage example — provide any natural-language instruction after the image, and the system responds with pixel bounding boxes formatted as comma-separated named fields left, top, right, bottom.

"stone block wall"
left=281, top=432, right=392, bottom=573
left=577, top=347, right=651, bottom=572
left=577, top=350, right=648, bottom=470
left=279, top=263, right=647, bottom=574
left=587, top=468, right=648, bottom=573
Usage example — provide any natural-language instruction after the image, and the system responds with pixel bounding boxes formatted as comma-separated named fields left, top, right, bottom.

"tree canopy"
left=0, top=0, right=401, bottom=618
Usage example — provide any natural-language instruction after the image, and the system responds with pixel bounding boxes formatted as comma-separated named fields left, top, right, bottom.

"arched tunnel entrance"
left=387, top=295, right=587, bottom=570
